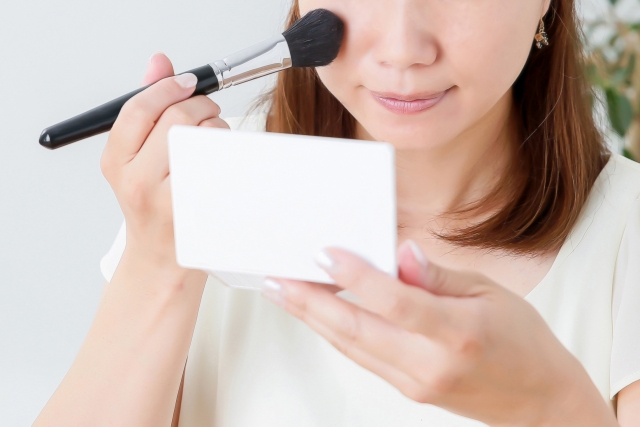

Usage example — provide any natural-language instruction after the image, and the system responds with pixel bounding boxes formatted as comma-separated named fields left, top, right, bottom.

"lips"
left=370, top=89, right=449, bottom=115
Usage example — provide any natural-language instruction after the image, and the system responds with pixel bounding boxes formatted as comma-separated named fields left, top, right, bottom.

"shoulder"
left=603, top=153, right=640, bottom=187
left=223, top=113, right=268, bottom=132
left=592, top=154, right=640, bottom=210
left=573, top=154, right=640, bottom=247
left=603, top=154, right=640, bottom=192
left=608, top=156, right=640, bottom=398
left=536, top=154, right=639, bottom=273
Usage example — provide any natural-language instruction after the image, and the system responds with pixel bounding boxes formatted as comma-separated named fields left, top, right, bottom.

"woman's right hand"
left=33, top=55, right=223, bottom=427
left=100, top=53, right=229, bottom=274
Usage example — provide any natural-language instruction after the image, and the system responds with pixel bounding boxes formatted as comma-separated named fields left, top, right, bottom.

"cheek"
left=443, top=0, right=541, bottom=111
left=315, top=63, right=358, bottom=131
left=308, top=2, right=368, bottom=117
left=315, top=35, right=369, bottom=131
left=298, top=0, right=344, bottom=15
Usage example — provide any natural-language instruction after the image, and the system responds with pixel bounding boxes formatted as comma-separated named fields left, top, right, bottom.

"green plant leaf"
left=625, top=53, right=636, bottom=85
left=586, top=63, right=603, bottom=86
left=610, top=68, right=628, bottom=86
left=607, top=54, right=636, bottom=87
left=622, top=148, right=636, bottom=161
left=609, top=0, right=619, bottom=5
left=606, top=88, right=634, bottom=136
left=626, top=54, right=636, bottom=77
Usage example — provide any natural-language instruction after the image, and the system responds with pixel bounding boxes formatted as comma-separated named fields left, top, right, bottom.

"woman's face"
left=299, top=0, right=548, bottom=149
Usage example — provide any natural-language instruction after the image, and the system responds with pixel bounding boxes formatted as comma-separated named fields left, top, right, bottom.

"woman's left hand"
left=262, top=241, right=618, bottom=427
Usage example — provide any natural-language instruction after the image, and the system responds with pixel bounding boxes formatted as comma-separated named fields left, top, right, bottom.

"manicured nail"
left=175, top=73, right=197, bottom=89
left=406, top=240, right=427, bottom=268
left=148, top=51, right=164, bottom=64
left=261, top=278, right=285, bottom=307
left=262, top=278, right=283, bottom=293
left=315, top=249, right=339, bottom=273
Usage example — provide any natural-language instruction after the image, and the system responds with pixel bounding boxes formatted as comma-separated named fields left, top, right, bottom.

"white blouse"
left=101, top=114, right=640, bottom=426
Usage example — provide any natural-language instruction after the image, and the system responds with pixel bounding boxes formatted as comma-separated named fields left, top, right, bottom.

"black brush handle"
left=39, top=65, right=220, bottom=150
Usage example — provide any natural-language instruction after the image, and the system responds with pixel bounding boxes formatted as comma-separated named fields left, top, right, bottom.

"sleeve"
left=100, top=220, right=126, bottom=283
left=610, top=196, right=640, bottom=398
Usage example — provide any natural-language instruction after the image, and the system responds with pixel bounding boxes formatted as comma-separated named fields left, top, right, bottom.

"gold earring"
left=535, top=18, right=549, bottom=49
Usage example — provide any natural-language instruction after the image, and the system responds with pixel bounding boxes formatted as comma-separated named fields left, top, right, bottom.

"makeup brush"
left=39, top=9, right=344, bottom=150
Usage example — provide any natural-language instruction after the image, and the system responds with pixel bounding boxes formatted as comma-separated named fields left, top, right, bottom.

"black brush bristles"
left=282, top=9, right=344, bottom=68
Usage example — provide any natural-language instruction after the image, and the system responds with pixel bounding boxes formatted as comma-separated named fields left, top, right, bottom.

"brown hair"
left=251, top=0, right=610, bottom=254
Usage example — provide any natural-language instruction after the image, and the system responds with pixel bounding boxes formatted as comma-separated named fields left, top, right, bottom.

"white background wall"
left=0, top=1, right=288, bottom=425
left=0, top=0, right=637, bottom=425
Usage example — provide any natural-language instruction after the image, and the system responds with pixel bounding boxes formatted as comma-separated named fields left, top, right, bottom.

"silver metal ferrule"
left=208, top=34, right=292, bottom=91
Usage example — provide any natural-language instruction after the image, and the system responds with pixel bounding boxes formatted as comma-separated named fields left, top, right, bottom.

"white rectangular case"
left=167, top=125, right=397, bottom=290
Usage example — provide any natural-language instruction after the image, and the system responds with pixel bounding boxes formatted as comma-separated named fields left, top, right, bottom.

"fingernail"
left=406, top=240, right=427, bottom=268
left=261, top=278, right=286, bottom=308
left=148, top=51, right=164, bottom=64
left=315, top=249, right=339, bottom=273
left=175, top=73, right=197, bottom=89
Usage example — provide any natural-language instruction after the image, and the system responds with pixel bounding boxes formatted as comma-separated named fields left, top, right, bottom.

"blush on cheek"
left=315, top=55, right=361, bottom=107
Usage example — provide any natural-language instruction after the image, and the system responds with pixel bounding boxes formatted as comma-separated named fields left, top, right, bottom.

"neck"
left=357, top=90, right=518, bottom=232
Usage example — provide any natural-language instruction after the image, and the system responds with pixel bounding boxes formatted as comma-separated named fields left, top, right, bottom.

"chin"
left=375, top=128, right=443, bottom=150
left=356, top=112, right=449, bottom=150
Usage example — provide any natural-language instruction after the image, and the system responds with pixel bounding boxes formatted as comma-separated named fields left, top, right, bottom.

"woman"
left=33, top=0, right=640, bottom=426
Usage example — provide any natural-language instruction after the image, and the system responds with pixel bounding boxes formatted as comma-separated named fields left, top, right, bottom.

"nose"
left=372, top=3, right=438, bottom=70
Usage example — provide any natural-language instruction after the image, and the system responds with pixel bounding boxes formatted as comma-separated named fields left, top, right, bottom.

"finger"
left=199, top=117, right=231, bottom=129
left=396, top=240, right=425, bottom=287
left=294, top=303, right=434, bottom=404
left=422, top=263, right=490, bottom=297
left=133, top=95, right=222, bottom=181
left=142, top=52, right=175, bottom=86
left=397, top=240, right=489, bottom=297
left=265, top=279, right=347, bottom=297
left=265, top=278, right=439, bottom=379
left=107, top=73, right=198, bottom=165
left=314, top=248, right=451, bottom=337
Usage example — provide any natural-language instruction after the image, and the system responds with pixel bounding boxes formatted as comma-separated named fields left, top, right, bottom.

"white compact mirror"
left=168, top=125, right=397, bottom=290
